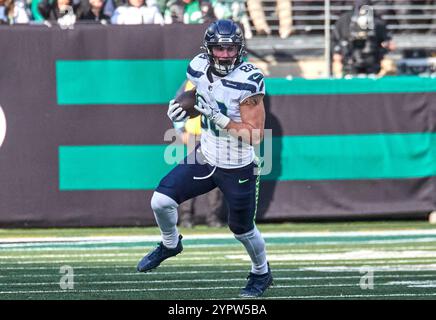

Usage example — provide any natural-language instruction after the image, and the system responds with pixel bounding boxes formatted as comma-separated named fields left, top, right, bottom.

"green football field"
left=1, top=221, right=436, bottom=300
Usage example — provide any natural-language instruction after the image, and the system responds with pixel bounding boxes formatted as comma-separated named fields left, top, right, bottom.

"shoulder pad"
left=187, top=53, right=209, bottom=80
left=224, top=62, right=265, bottom=95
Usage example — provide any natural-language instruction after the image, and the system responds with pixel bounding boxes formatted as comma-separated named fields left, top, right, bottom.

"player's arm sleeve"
left=240, top=71, right=266, bottom=104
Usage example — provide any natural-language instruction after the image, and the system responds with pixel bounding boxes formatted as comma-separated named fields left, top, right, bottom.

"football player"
left=137, top=19, right=272, bottom=298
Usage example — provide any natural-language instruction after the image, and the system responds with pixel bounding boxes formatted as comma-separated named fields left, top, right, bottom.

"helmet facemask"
left=207, top=44, right=242, bottom=76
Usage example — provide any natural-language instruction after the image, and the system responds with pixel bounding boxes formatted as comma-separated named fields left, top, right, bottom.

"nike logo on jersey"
left=238, top=179, right=249, bottom=184
left=248, top=72, right=264, bottom=85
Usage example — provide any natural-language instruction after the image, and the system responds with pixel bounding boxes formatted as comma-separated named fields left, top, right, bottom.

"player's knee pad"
left=233, top=227, right=254, bottom=240
left=228, top=220, right=254, bottom=235
left=150, top=192, right=178, bottom=215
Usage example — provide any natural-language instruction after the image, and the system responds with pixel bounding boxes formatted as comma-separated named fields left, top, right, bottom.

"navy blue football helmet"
left=203, top=19, right=246, bottom=75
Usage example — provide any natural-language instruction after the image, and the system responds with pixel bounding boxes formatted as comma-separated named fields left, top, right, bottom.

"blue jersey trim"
left=187, top=65, right=204, bottom=78
left=259, top=80, right=265, bottom=92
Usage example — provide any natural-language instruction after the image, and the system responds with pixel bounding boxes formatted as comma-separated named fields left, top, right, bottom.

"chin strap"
left=212, top=60, right=235, bottom=75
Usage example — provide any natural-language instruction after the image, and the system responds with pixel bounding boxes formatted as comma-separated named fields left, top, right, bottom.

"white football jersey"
left=186, top=53, right=265, bottom=169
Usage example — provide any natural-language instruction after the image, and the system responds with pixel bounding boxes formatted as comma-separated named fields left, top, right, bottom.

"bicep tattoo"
left=241, top=94, right=264, bottom=107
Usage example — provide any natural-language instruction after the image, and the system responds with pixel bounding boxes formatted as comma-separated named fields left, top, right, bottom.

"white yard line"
left=1, top=257, right=436, bottom=265
left=227, top=250, right=436, bottom=262
left=0, top=284, right=403, bottom=295
left=0, top=245, right=435, bottom=253
left=385, top=280, right=436, bottom=288
left=2, top=246, right=436, bottom=258
left=2, top=238, right=436, bottom=249
left=3, top=250, right=436, bottom=264
left=2, top=274, right=436, bottom=286
left=0, top=257, right=224, bottom=264
left=3, top=270, right=436, bottom=279
left=2, top=229, right=436, bottom=244
left=0, top=286, right=239, bottom=294
left=0, top=278, right=347, bottom=286
left=261, top=293, right=436, bottom=299
left=1, top=283, right=436, bottom=295
left=301, top=264, right=436, bottom=272
left=2, top=259, right=436, bottom=269
left=2, top=272, right=436, bottom=280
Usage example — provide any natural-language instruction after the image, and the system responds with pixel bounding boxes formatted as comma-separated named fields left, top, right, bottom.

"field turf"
left=0, top=221, right=436, bottom=300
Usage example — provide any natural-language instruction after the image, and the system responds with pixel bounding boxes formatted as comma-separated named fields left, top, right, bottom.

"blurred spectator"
left=183, top=0, right=212, bottom=24
left=429, top=0, right=436, bottom=34
left=155, top=0, right=169, bottom=16
left=331, top=0, right=395, bottom=76
left=164, top=0, right=215, bottom=24
left=214, top=0, right=253, bottom=39
left=246, top=0, right=292, bottom=38
left=77, top=0, right=111, bottom=23
left=31, top=0, right=45, bottom=22
left=276, top=0, right=292, bottom=38
left=246, top=0, right=270, bottom=36
left=0, top=0, right=30, bottom=24
left=98, top=0, right=123, bottom=18
left=390, top=0, right=427, bottom=34
left=199, top=0, right=214, bottom=23
left=38, top=0, right=78, bottom=22
left=182, top=0, right=202, bottom=24
left=111, top=0, right=164, bottom=24
left=163, top=0, right=184, bottom=23
left=112, top=0, right=127, bottom=7
left=293, top=0, right=323, bottom=34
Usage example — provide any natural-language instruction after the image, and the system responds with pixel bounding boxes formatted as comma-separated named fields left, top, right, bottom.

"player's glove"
left=194, top=101, right=230, bottom=129
left=167, top=99, right=187, bottom=122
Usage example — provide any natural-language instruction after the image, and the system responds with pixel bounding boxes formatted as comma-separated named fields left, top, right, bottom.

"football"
left=175, top=89, right=201, bottom=118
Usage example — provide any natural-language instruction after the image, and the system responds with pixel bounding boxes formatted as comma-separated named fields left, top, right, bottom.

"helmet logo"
left=218, top=38, right=232, bottom=43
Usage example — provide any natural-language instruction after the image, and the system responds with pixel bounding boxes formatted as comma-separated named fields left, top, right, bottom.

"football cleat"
left=137, top=235, right=183, bottom=272
left=239, top=263, right=273, bottom=298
